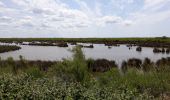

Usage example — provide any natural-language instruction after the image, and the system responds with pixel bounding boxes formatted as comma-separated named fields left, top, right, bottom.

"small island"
left=0, top=45, right=21, bottom=53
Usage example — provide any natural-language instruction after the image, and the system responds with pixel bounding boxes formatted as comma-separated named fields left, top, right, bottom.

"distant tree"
left=162, top=36, right=167, bottom=39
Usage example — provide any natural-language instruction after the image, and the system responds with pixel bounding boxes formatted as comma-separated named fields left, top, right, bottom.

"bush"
left=25, top=66, right=44, bottom=78
left=0, top=73, right=154, bottom=99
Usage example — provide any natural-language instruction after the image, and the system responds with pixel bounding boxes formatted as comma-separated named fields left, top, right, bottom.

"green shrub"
left=0, top=73, right=154, bottom=99
left=25, top=66, right=44, bottom=78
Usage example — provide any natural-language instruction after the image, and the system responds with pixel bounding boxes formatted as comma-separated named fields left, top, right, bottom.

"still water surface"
left=0, top=43, right=170, bottom=65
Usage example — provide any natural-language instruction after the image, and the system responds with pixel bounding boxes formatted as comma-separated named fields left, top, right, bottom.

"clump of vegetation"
left=153, top=48, right=170, bottom=54
left=83, top=44, right=94, bottom=48
left=156, top=57, right=170, bottom=67
left=126, top=58, right=142, bottom=69
left=142, top=58, right=154, bottom=72
left=136, top=46, right=142, bottom=52
left=166, top=48, right=170, bottom=54
left=122, top=59, right=153, bottom=72
left=28, top=42, right=68, bottom=47
left=104, top=42, right=120, bottom=47
left=0, top=45, right=21, bottom=53
left=153, top=48, right=162, bottom=53
left=87, top=59, right=117, bottom=72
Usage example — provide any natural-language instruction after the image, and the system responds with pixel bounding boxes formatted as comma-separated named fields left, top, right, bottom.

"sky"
left=0, top=0, right=170, bottom=38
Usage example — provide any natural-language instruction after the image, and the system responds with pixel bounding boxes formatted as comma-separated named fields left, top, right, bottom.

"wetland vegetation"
left=0, top=38, right=170, bottom=99
left=0, top=44, right=170, bottom=99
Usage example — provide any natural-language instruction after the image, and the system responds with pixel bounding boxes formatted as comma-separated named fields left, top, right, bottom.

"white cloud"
left=128, top=0, right=170, bottom=26
left=40, top=23, right=50, bottom=28
left=131, top=10, right=170, bottom=25
left=75, top=23, right=88, bottom=28
left=127, top=0, right=134, bottom=4
left=144, top=0, right=165, bottom=8
left=23, top=16, right=33, bottom=20
left=0, top=16, right=13, bottom=23
left=12, top=0, right=29, bottom=6
left=110, top=0, right=135, bottom=11
left=21, top=22, right=34, bottom=28
left=74, top=0, right=94, bottom=17
left=102, top=16, right=122, bottom=24
left=96, top=16, right=121, bottom=26
left=0, top=0, right=170, bottom=37
left=123, top=20, right=133, bottom=26
left=58, top=9, right=88, bottom=19
left=94, top=1, right=102, bottom=16
left=0, top=1, right=5, bottom=7
left=14, top=18, right=34, bottom=28
left=31, top=8, right=55, bottom=15
left=50, top=17, right=64, bottom=22
left=0, top=6, right=17, bottom=15
left=96, top=16, right=133, bottom=27
left=144, top=0, right=170, bottom=11
left=8, top=0, right=91, bottom=31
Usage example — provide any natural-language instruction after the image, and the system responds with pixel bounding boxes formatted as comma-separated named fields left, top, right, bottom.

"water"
left=0, top=43, right=170, bottom=65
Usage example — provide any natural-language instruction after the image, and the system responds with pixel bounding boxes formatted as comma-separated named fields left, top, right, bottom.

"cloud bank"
left=0, top=0, right=170, bottom=37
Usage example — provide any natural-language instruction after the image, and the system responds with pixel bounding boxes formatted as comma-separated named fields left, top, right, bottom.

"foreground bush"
left=0, top=73, right=154, bottom=100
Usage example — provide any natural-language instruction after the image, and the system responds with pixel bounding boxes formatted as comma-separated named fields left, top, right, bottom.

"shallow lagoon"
left=0, top=43, right=170, bottom=65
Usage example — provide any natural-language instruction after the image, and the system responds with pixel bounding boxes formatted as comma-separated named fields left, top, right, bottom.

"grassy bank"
left=0, top=45, right=21, bottom=53
left=0, top=46, right=170, bottom=99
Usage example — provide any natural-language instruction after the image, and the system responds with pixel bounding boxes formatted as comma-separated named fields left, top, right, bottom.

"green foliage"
left=0, top=73, right=154, bottom=100
left=71, top=46, right=90, bottom=83
left=25, top=66, right=44, bottom=78
left=97, top=68, right=170, bottom=99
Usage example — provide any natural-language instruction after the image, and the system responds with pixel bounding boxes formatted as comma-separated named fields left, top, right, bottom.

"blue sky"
left=0, top=0, right=170, bottom=38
